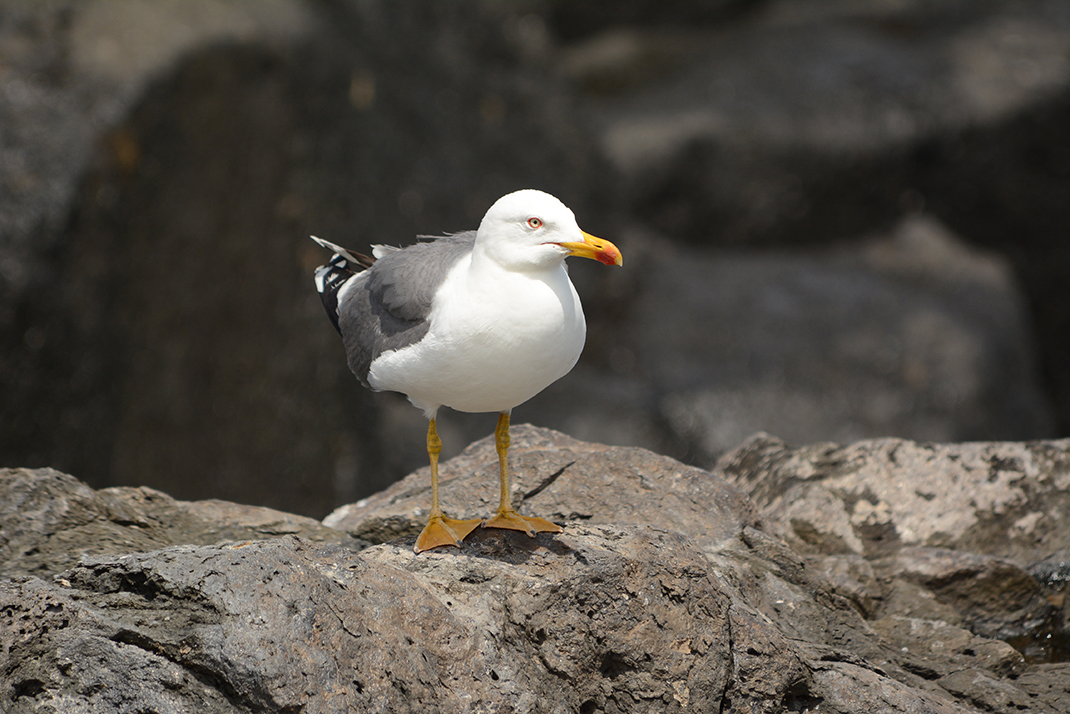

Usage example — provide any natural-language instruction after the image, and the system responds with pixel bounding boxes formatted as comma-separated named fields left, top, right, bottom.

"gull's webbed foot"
left=482, top=508, right=563, bottom=537
left=414, top=513, right=482, bottom=553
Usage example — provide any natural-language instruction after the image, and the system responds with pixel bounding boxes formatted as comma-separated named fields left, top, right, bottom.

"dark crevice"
left=899, top=659, right=943, bottom=680
left=11, top=678, right=46, bottom=700
left=718, top=606, right=736, bottom=714
left=598, top=650, right=636, bottom=679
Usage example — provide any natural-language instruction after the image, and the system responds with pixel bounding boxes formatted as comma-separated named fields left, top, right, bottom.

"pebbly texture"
left=0, top=529, right=731, bottom=713
left=0, top=506, right=964, bottom=714
left=323, top=424, right=755, bottom=554
left=5, top=427, right=1070, bottom=711
left=718, top=433, right=1070, bottom=564
left=0, top=467, right=364, bottom=580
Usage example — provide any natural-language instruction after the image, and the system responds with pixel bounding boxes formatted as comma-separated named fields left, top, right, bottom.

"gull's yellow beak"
left=557, top=231, right=623, bottom=267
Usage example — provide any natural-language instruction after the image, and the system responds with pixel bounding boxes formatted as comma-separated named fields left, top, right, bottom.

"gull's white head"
left=476, top=189, right=622, bottom=271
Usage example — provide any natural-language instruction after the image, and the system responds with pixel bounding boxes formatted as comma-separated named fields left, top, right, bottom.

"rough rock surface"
left=720, top=431, right=1070, bottom=664
left=4, top=528, right=739, bottom=714
left=323, top=425, right=754, bottom=553
left=0, top=467, right=363, bottom=580
left=719, top=433, right=1070, bottom=563
left=4, top=427, right=1070, bottom=712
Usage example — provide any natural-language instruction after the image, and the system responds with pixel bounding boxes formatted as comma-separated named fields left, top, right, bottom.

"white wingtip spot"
left=371, top=244, right=401, bottom=260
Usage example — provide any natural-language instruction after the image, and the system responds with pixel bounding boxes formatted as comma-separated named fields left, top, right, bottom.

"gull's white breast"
left=367, top=254, right=586, bottom=415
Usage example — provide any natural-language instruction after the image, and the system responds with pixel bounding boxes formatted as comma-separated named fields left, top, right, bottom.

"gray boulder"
left=0, top=466, right=362, bottom=580
left=719, top=431, right=1070, bottom=661
left=5, top=427, right=1070, bottom=711
left=718, top=433, right=1070, bottom=563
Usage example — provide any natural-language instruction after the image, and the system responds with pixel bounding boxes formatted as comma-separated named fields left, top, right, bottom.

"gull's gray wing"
left=337, top=232, right=476, bottom=388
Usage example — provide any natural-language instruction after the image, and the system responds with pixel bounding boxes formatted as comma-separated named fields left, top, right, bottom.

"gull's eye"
left=526, top=216, right=543, bottom=229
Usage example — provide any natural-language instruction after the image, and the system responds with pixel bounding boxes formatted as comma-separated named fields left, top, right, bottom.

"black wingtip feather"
left=314, top=255, right=355, bottom=336
left=312, top=237, right=377, bottom=336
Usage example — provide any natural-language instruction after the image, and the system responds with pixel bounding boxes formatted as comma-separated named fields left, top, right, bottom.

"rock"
left=563, top=0, right=1070, bottom=439
left=715, top=429, right=1070, bottom=707
left=0, top=0, right=312, bottom=285
left=869, top=615, right=1024, bottom=678
left=323, top=424, right=756, bottom=554
left=0, top=512, right=957, bottom=713
left=718, top=433, right=1070, bottom=642
left=0, top=467, right=363, bottom=580
left=718, top=433, right=1070, bottom=564
left=0, top=530, right=732, bottom=712
left=535, top=0, right=759, bottom=43
left=1015, top=664, right=1070, bottom=713
left=1029, top=549, right=1070, bottom=591
left=0, top=0, right=318, bottom=502
left=938, top=669, right=1035, bottom=714
left=5, top=427, right=1070, bottom=711
left=874, top=547, right=1055, bottom=642
left=619, top=215, right=1051, bottom=464
left=575, top=0, right=1070, bottom=243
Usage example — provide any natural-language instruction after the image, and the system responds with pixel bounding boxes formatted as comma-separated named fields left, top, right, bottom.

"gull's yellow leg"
left=482, top=411, right=563, bottom=537
left=414, top=417, right=481, bottom=553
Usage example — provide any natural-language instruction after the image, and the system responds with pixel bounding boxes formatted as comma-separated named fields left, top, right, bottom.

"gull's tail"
left=310, top=236, right=375, bottom=336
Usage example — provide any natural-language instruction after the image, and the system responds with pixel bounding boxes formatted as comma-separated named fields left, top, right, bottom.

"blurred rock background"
left=1, top=0, right=1066, bottom=518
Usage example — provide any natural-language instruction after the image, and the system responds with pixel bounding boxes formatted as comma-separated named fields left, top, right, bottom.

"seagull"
left=312, top=189, right=622, bottom=552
